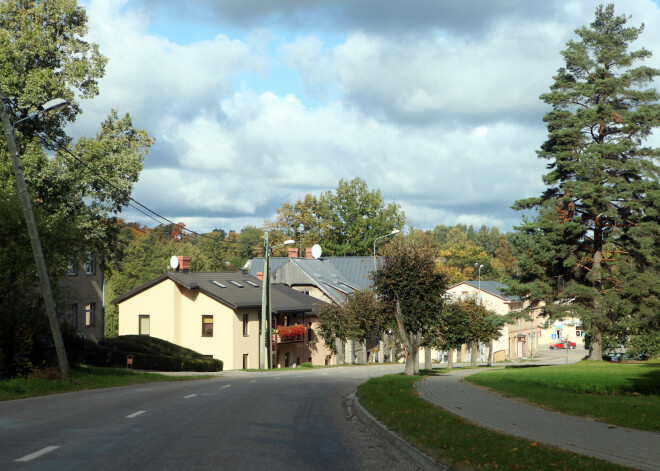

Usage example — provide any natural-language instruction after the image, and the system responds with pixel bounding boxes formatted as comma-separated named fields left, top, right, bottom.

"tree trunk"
left=424, top=345, right=432, bottom=370
left=470, top=342, right=477, bottom=367
left=588, top=329, right=603, bottom=361
left=336, top=337, right=344, bottom=365
left=413, top=332, right=421, bottom=375
left=361, top=339, right=367, bottom=363
left=394, top=301, right=421, bottom=376
left=448, top=348, right=455, bottom=369
left=487, top=340, right=493, bottom=367
left=588, top=218, right=604, bottom=361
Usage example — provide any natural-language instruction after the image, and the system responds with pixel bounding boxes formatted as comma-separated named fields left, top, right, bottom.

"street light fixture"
left=474, top=263, right=483, bottom=305
left=0, top=91, right=71, bottom=379
left=260, top=232, right=295, bottom=369
left=372, top=229, right=400, bottom=270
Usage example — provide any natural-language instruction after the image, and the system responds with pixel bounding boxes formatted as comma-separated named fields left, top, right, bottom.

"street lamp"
left=260, top=232, right=295, bottom=369
left=474, top=263, right=483, bottom=305
left=372, top=229, right=400, bottom=270
left=0, top=92, right=71, bottom=379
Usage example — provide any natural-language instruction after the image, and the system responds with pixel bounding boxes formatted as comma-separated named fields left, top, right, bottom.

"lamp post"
left=474, top=263, right=483, bottom=305
left=372, top=229, right=400, bottom=270
left=0, top=92, right=71, bottom=380
left=259, top=232, right=294, bottom=369
left=372, top=229, right=400, bottom=362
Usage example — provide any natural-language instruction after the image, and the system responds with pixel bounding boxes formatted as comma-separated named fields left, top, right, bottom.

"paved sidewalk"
left=416, top=367, right=660, bottom=471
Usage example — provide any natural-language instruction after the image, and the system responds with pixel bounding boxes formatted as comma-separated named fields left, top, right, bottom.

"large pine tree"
left=510, top=4, right=660, bottom=360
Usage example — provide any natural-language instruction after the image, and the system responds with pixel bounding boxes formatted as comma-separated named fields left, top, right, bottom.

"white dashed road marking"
left=221, top=385, right=231, bottom=388
left=184, top=394, right=198, bottom=399
left=15, top=446, right=60, bottom=462
left=126, top=410, right=146, bottom=419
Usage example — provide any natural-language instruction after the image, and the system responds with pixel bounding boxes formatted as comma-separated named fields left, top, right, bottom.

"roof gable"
left=111, top=271, right=321, bottom=313
left=448, top=280, right=521, bottom=303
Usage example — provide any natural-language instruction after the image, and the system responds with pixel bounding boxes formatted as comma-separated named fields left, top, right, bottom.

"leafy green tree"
left=267, top=178, right=405, bottom=256
left=510, top=4, right=660, bottom=360
left=373, top=236, right=448, bottom=375
left=0, top=0, right=153, bottom=371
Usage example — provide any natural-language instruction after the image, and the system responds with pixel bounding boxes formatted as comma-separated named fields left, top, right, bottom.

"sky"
left=70, top=0, right=660, bottom=235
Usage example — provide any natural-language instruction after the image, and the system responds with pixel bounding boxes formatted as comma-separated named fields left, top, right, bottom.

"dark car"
left=549, top=341, right=576, bottom=349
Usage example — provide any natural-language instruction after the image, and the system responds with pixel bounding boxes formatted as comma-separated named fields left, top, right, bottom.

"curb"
left=347, top=393, right=449, bottom=471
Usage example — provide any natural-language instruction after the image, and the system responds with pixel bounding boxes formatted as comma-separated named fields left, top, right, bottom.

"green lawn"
left=358, top=371, right=629, bottom=470
left=0, top=365, right=213, bottom=401
left=467, top=361, right=660, bottom=432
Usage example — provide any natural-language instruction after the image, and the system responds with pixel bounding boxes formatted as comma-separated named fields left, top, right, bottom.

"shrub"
left=300, top=362, right=314, bottom=368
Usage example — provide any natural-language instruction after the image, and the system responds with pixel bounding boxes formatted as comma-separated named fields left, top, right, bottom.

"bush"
left=73, top=335, right=223, bottom=372
left=300, top=362, right=314, bottom=368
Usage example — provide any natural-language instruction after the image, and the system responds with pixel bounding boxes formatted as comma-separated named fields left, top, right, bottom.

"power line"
left=36, top=133, right=262, bottom=247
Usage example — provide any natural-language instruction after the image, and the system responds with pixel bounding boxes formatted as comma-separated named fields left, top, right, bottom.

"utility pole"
left=0, top=92, right=71, bottom=380
left=259, top=231, right=269, bottom=369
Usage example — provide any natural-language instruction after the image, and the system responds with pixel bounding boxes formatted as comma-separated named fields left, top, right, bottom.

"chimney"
left=305, top=247, right=314, bottom=259
left=177, top=256, right=191, bottom=272
left=288, top=247, right=299, bottom=258
left=257, top=272, right=263, bottom=281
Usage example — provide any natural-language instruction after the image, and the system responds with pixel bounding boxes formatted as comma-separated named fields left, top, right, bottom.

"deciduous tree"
left=373, top=236, right=447, bottom=375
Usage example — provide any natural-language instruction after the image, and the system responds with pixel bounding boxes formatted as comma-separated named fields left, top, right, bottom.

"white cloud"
left=73, top=0, right=660, bottom=235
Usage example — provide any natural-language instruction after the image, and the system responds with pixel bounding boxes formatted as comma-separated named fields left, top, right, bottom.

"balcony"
left=276, top=325, right=306, bottom=344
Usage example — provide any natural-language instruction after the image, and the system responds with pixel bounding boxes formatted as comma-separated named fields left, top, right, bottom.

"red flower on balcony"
left=277, top=324, right=306, bottom=341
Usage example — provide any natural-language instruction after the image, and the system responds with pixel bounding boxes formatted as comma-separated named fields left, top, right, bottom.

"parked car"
left=549, top=341, right=576, bottom=349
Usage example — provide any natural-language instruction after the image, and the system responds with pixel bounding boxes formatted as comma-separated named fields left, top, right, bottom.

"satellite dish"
left=311, top=244, right=323, bottom=259
left=170, top=255, right=179, bottom=270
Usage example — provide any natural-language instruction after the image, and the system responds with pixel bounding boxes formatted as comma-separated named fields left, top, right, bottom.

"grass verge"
left=0, top=365, right=214, bottom=401
left=466, top=361, right=660, bottom=432
left=358, top=371, right=629, bottom=471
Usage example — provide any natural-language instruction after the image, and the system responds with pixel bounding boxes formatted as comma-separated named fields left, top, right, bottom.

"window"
left=576, top=326, right=583, bottom=337
left=85, top=303, right=95, bottom=327
left=243, top=353, right=249, bottom=369
left=85, top=252, right=95, bottom=275
left=243, top=314, right=249, bottom=336
left=67, top=257, right=77, bottom=276
left=300, top=290, right=310, bottom=296
left=202, top=315, right=213, bottom=337
left=139, top=315, right=150, bottom=335
left=67, top=304, right=78, bottom=327
left=307, top=322, right=312, bottom=341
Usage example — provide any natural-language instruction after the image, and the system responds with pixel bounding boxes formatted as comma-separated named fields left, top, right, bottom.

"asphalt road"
left=0, top=364, right=419, bottom=471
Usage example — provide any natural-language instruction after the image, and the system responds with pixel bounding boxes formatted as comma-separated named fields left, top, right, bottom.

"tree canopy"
left=0, top=0, right=153, bottom=376
left=266, top=177, right=405, bottom=256
left=510, top=4, right=660, bottom=360
left=373, top=236, right=448, bottom=375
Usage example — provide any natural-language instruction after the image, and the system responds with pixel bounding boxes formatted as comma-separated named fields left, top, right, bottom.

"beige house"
left=445, top=281, right=585, bottom=361
left=445, top=280, right=540, bottom=362
left=60, top=251, right=104, bottom=341
left=112, top=262, right=323, bottom=370
left=248, top=250, right=382, bottom=365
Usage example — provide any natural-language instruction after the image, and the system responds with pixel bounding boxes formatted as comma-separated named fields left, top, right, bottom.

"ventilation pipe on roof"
left=305, top=247, right=314, bottom=259
left=288, top=247, right=299, bottom=258
left=257, top=272, right=263, bottom=281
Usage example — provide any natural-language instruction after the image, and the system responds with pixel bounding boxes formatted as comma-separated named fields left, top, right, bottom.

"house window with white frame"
left=85, top=251, right=95, bottom=275
left=139, top=315, right=150, bottom=335
left=85, top=303, right=95, bottom=327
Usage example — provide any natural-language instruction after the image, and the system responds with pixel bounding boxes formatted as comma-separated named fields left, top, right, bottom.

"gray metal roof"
left=452, top=280, right=522, bottom=303
left=111, top=271, right=321, bottom=313
left=246, top=256, right=378, bottom=305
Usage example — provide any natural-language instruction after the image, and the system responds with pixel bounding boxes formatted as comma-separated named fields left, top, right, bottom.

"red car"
left=549, top=341, right=576, bottom=349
